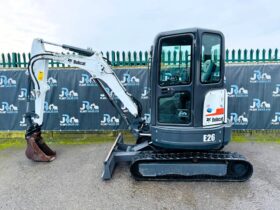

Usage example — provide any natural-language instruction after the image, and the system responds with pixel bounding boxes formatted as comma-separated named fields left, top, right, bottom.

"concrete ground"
left=0, top=142, right=279, bottom=210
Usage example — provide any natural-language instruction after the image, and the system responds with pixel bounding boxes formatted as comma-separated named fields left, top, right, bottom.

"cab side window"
left=201, top=34, right=221, bottom=83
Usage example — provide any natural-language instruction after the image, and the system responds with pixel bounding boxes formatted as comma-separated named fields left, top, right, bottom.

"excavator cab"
left=150, top=28, right=231, bottom=150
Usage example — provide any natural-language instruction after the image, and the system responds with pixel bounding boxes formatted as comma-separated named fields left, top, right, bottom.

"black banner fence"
left=0, top=64, right=280, bottom=131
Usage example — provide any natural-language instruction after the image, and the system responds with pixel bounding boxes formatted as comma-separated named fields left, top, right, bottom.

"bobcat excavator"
left=24, top=28, right=253, bottom=181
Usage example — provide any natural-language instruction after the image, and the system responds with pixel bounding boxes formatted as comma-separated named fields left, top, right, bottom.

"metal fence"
left=1, top=48, right=279, bottom=68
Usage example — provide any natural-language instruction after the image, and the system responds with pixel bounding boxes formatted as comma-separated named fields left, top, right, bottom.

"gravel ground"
left=0, top=142, right=279, bottom=210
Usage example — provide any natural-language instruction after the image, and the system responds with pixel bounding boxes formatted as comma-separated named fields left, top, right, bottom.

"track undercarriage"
left=102, top=133, right=253, bottom=181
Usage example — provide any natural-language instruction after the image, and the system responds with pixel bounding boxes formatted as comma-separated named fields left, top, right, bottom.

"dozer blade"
left=130, top=151, right=253, bottom=181
left=25, top=131, right=56, bottom=162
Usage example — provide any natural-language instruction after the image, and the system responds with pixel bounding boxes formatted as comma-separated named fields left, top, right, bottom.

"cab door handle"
left=161, top=88, right=170, bottom=94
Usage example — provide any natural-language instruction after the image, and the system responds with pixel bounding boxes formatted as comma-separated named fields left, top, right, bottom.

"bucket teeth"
left=25, top=132, right=56, bottom=162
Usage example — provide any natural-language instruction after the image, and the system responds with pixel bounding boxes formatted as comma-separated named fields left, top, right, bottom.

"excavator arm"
left=25, top=39, right=141, bottom=162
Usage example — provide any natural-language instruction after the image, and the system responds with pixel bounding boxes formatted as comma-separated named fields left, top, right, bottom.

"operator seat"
left=201, top=59, right=215, bottom=82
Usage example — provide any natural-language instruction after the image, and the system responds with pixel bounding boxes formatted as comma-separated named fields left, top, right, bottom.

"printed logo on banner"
left=18, top=88, right=35, bottom=101
left=141, top=87, right=150, bottom=99
left=100, top=87, right=118, bottom=100
left=0, top=102, right=18, bottom=114
left=121, top=104, right=129, bottom=113
left=271, top=112, right=280, bottom=125
left=272, top=84, right=280, bottom=97
left=0, top=75, right=16, bottom=88
left=44, top=102, right=58, bottom=113
left=142, top=113, right=151, bottom=124
left=19, top=116, right=27, bottom=127
left=121, top=73, right=140, bottom=86
left=47, top=77, right=58, bottom=87
left=80, top=101, right=99, bottom=113
left=59, top=88, right=78, bottom=100
left=249, top=98, right=271, bottom=111
left=227, top=85, right=248, bottom=97
left=100, top=114, right=120, bottom=126
left=60, top=114, right=79, bottom=126
left=79, top=74, right=97, bottom=87
left=250, top=70, right=271, bottom=83
left=230, top=113, right=248, bottom=125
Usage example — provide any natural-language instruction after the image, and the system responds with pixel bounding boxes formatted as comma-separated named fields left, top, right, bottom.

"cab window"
left=159, top=35, right=192, bottom=86
left=201, top=33, right=221, bottom=83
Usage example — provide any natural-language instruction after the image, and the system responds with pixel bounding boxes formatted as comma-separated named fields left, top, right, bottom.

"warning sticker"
left=38, top=71, right=44, bottom=81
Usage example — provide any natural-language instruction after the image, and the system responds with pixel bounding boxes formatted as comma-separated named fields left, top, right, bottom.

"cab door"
left=154, top=34, right=194, bottom=127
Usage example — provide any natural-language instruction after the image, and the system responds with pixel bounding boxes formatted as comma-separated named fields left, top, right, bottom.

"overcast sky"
left=0, top=0, right=279, bottom=53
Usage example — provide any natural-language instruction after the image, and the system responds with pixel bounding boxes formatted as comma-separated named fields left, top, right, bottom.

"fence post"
left=144, top=51, right=148, bottom=65
left=133, top=51, right=137, bottom=65
left=244, top=49, right=247, bottom=62
left=268, top=49, right=272, bottom=61
left=167, top=51, right=171, bottom=65
left=237, top=49, right=241, bottom=62
left=106, top=51, right=110, bottom=64
left=161, top=51, right=165, bottom=65
left=22, top=53, right=27, bottom=67
left=1, top=53, right=6, bottom=67
left=12, top=52, right=17, bottom=67
left=225, top=49, right=229, bottom=62
left=250, top=49, right=254, bottom=62
left=262, top=49, right=266, bottom=62
left=17, top=53, right=21, bottom=67
left=122, top=51, right=126, bottom=65
left=111, top=51, right=115, bottom=66
left=231, top=50, right=235, bottom=62
left=116, top=51, right=120, bottom=66
left=179, top=50, right=182, bottom=65
left=128, top=51, right=131, bottom=65
left=185, top=50, right=188, bottom=66
left=7, top=53, right=12, bottom=67
left=256, top=49, right=260, bottom=62
left=173, top=51, right=177, bottom=65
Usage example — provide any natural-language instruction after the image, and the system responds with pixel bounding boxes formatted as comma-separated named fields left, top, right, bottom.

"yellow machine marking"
left=38, top=71, right=44, bottom=81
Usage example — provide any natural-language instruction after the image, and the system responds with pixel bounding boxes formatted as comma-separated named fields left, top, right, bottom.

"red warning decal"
left=206, top=107, right=224, bottom=116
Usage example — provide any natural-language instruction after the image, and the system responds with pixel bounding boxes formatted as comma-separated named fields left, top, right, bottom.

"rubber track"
left=130, top=151, right=253, bottom=181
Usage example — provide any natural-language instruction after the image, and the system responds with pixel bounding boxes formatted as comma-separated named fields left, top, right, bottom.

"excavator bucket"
left=25, top=131, right=56, bottom=162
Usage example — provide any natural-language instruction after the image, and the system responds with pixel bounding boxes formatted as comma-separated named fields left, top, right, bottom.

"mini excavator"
left=24, top=28, right=253, bottom=181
